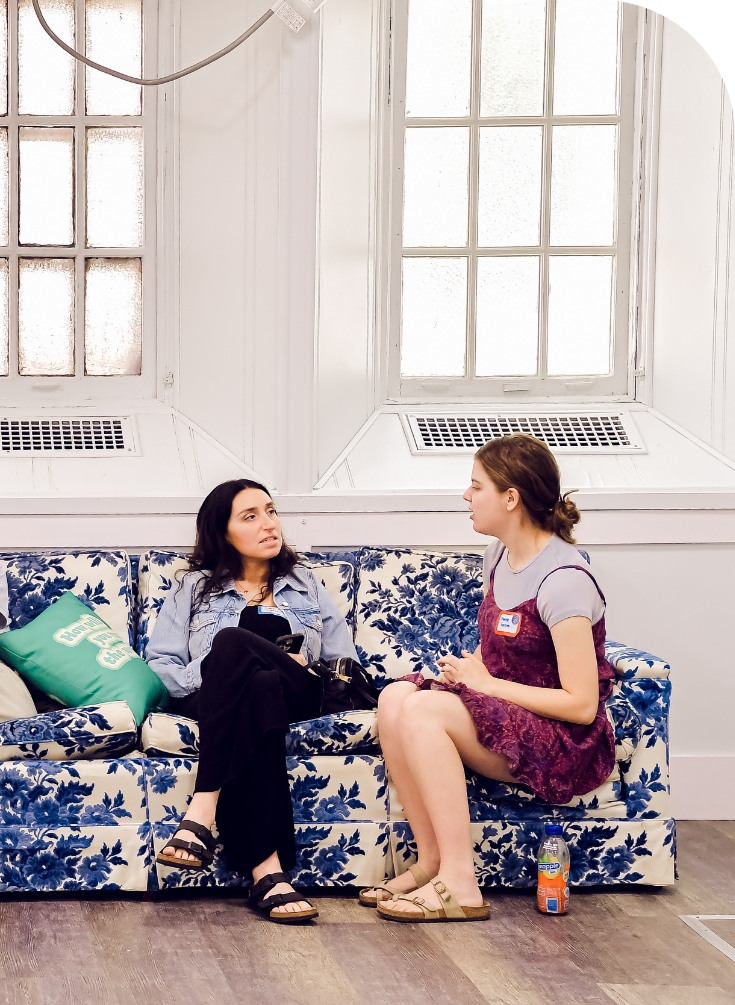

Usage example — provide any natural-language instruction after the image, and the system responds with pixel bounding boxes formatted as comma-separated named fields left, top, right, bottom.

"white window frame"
left=385, top=0, right=640, bottom=401
left=0, top=0, right=157, bottom=401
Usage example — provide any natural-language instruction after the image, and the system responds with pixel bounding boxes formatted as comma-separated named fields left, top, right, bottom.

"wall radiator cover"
left=0, top=417, right=133, bottom=454
left=404, top=413, right=643, bottom=453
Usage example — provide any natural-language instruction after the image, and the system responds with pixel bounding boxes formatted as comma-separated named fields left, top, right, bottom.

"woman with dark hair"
left=147, top=479, right=358, bottom=923
left=363, top=435, right=615, bottom=923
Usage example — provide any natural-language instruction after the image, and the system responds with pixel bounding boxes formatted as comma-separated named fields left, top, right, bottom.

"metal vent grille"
left=406, top=414, right=641, bottom=452
left=0, top=417, right=130, bottom=453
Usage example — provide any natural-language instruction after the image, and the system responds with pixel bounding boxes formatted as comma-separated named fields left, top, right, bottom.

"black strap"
left=250, top=871, right=291, bottom=902
left=350, top=668, right=378, bottom=709
left=175, top=819, right=217, bottom=854
left=256, top=891, right=313, bottom=912
left=163, top=837, right=214, bottom=866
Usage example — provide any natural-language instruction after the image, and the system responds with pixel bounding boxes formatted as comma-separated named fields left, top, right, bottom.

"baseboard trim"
left=670, top=756, right=735, bottom=819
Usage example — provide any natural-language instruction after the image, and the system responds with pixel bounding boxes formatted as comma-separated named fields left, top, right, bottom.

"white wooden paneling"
left=652, top=18, right=735, bottom=454
left=315, top=0, right=381, bottom=480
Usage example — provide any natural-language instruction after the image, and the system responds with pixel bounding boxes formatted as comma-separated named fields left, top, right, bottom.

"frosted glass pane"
left=19, top=127, right=74, bottom=246
left=85, top=258, right=141, bottom=375
left=18, top=258, right=75, bottom=376
left=86, top=0, right=142, bottom=115
left=476, top=257, right=539, bottom=375
left=401, top=257, right=467, bottom=377
left=0, top=128, right=7, bottom=245
left=0, top=259, right=7, bottom=376
left=554, top=0, right=619, bottom=114
left=550, top=126, right=616, bottom=246
left=481, top=0, right=546, bottom=116
left=86, top=127, right=143, bottom=247
left=478, top=127, right=542, bottom=246
left=0, top=0, right=8, bottom=116
left=18, top=0, right=75, bottom=115
left=547, top=256, right=613, bottom=375
left=406, top=0, right=471, bottom=117
left=403, top=129, right=468, bottom=247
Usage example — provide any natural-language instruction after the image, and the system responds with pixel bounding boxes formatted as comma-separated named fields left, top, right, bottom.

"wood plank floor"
left=0, top=821, right=732, bottom=1005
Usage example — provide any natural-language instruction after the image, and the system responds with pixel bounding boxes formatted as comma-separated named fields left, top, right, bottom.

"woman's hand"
left=437, top=650, right=496, bottom=694
left=289, top=653, right=307, bottom=666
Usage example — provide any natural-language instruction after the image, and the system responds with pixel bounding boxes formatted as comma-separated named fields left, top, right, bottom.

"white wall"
left=174, top=0, right=321, bottom=493
left=651, top=18, right=735, bottom=459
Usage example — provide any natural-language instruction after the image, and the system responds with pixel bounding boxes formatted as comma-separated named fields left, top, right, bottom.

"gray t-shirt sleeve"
left=482, top=540, right=504, bottom=591
left=536, top=567, right=604, bottom=629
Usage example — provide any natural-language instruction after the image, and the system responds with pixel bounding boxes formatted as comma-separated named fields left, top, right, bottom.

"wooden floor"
left=0, top=821, right=733, bottom=1005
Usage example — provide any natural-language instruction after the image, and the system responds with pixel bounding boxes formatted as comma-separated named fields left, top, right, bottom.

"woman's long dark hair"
left=187, top=479, right=299, bottom=605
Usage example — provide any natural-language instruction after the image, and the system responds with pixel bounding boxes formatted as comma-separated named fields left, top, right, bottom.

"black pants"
left=170, top=627, right=321, bottom=875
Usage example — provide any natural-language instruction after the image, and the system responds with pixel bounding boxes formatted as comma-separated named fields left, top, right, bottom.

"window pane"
left=476, top=257, right=539, bottom=375
left=553, top=0, right=619, bottom=114
left=0, top=259, right=7, bottom=376
left=550, top=125, right=616, bottom=246
left=478, top=127, right=542, bottom=246
left=481, top=0, right=546, bottom=116
left=0, top=127, right=7, bottom=245
left=18, top=0, right=75, bottom=115
left=401, top=257, right=466, bottom=377
left=547, top=256, right=613, bottom=375
left=403, top=128, right=468, bottom=247
left=86, top=0, right=142, bottom=115
left=0, top=0, right=8, bottom=116
left=85, top=258, right=141, bottom=375
left=18, top=258, right=75, bottom=376
left=405, top=0, right=471, bottom=117
left=86, top=127, right=143, bottom=247
left=19, top=127, right=75, bottom=246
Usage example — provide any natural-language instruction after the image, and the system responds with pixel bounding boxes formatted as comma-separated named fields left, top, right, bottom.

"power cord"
left=30, top=0, right=314, bottom=87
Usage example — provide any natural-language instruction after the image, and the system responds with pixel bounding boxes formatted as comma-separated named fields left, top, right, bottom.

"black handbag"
left=306, top=657, right=379, bottom=715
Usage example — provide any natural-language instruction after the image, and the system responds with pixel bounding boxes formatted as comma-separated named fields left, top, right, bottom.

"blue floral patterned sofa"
left=0, top=548, right=674, bottom=893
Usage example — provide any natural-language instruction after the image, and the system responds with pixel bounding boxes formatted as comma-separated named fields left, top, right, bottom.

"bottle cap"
left=544, top=823, right=563, bottom=836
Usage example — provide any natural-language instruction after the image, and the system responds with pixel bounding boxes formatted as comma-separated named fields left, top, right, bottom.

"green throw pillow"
left=0, top=591, right=169, bottom=725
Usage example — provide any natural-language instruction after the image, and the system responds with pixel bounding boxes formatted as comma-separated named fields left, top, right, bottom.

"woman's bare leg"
left=377, top=682, right=441, bottom=893
left=385, top=689, right=515, bottom=916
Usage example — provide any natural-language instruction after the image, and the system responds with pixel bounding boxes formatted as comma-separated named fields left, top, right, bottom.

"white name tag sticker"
left=495, top=612, right=522, bottom=637
left=258, top=605, right=281, bottom=615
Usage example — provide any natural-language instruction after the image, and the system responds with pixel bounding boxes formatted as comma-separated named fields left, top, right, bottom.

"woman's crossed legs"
left=377, top=681, right=515, bottom=917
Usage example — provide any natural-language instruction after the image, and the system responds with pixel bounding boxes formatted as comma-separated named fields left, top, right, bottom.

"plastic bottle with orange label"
left=537, top=823, right=570, bottom=915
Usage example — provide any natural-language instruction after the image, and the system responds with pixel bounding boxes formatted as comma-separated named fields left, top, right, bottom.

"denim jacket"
left=146, top=565, right=358, bottom=698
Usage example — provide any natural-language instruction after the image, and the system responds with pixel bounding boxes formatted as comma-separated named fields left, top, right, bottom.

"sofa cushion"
left=0, top=550, right=133, bottom=644
left=0, top=591, right=169, bottom=725
left=0, top=701, right=138, bottom=761
left=141, top=708, right=379, bottom=758
left=354, top=548, right=484, bottom=686
left=135, top=550, right=356, bottom=658
left=140, top=711, right=199, bottom=757
left=0, top=659, right=37, bottom=721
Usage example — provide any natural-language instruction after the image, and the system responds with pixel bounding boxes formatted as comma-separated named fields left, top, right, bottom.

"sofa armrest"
left=605, top=641, right=670, bottom=680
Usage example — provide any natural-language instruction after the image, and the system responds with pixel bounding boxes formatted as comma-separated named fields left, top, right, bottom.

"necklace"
left=235, top=580, right=269, bottom=605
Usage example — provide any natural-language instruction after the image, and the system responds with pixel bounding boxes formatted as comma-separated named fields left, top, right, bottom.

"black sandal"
left=250, top=872, right=318, bottom=924
left=156, top=819, right=217, bottom=870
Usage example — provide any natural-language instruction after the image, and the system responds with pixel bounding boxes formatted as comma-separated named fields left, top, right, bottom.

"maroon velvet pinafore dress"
left=404, top=555, right=616, bottom=804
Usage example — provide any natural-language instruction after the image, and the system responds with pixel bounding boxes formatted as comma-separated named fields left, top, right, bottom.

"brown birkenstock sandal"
left=250, top=872, right=319, bottom=924
left=358, top=862, right=433, bottom=907
left=376, top=878, right=491, bottom=923
left=156, top=819, right=216, bottom=871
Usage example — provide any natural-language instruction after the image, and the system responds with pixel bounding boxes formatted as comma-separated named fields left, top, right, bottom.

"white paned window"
left=0, top=0, right=152, bottom=387
left=391, top=0, right=637, bottom=398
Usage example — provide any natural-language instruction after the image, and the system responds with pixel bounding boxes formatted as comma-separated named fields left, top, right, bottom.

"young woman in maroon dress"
left=364, top=434, right=615, bottom=922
